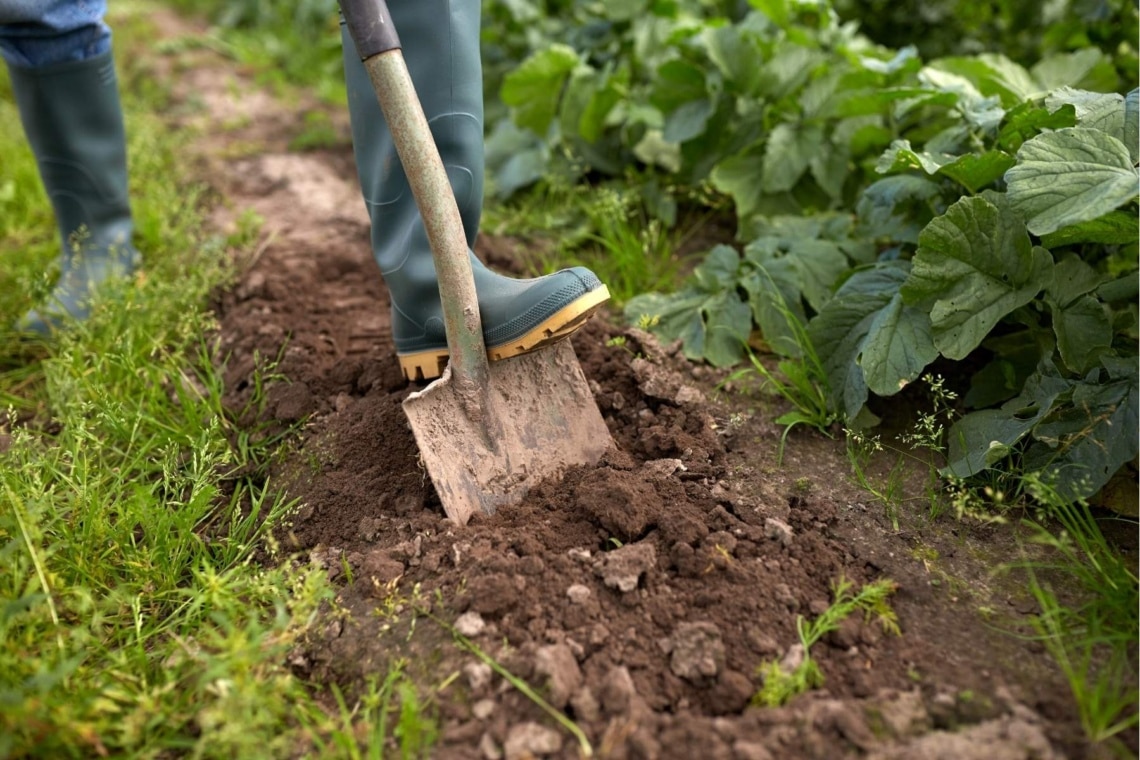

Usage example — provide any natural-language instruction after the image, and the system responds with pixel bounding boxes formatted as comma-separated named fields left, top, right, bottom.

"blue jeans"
left=0, top=0, right=110, bottom=68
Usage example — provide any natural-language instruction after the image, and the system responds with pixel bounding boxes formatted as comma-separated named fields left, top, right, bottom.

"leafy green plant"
left=831, top=0, right=1138, bottom=88
left=754, top=576, right=899, bottom=706
left=844, top=374, right=958, bottom=528
left=491, top=0, right=930, bottom=214
left=631, top=53, right=1137, bottom=504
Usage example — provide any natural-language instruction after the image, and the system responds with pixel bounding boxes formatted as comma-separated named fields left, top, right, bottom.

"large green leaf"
left=744, top=236, right=848, bottom=313
left=1005, top=128, right=1139, bottom=236
left=919, top=67, right=1005, bottom=130
left=876, top=140, right=1014, bottom=193
left=785, top=239, right=848, bottom=311
left=624, top=246, right=752, bottom=367
left=575, top=67, right=628, bottom=144
left=936, top=151, right=1016, bottom=194
left=741, top=259, right=805, bottom=358
left=856, top=175, right=943, bottom=244
left=998, top=102, right=1077, bottom=152
left=485, top=121, right=547, bottom=198
left=664, top=99, right=715, bottom=143
left=624, top=287, right=752, bottom=368
left=902, top=195, right=1053, bottom=360
left=1039, top=211, right=1140, bottom=248
left=1025, top=362, right=1139, bottom=500
left=1126, top=89, right=1139, bottom=165
left=756, top=42, right=822, bottom=100
left=1031, top=49, right=1117, bottom=94
left=860, top=288, right=939, bottom=398
left=944, top=364, right=1070, bottom=478
left=650, top=59, right=710, bottom=113
left=810, top=144, right=849, bottom=201
left=875, top=139, right=954, bottom=175
left=1045, top=88, right=1125, bottom=140
left=1046, top=254, right=1107, bottom=307
left=703, top=21, right=764, bottom=96
left=501, top=45, right=581, bottom=135
left=1051, top=295, right=1112, bottom=374
left=762, top=123, right=823, bottom=193
left=711, top=146, right=766, bottom=218
left=808, top=262, right=936, bottom=420
left=930, top=54, right=1040, bottom=106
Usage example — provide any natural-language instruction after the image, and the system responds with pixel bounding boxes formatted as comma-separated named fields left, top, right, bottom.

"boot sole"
left=398, top=285, right=611, bottom=382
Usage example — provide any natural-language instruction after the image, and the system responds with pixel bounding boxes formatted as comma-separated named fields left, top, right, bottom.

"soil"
left=154, top=14, right=1134, bottom=760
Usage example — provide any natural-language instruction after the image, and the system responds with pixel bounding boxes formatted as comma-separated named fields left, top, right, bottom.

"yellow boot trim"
left=397, top=285, right=611, bottom=383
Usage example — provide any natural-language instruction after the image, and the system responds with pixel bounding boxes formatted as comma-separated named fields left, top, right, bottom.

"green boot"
left=8, top=50, right=140, bottom=334
left=341, top=0, right=609, bottom=382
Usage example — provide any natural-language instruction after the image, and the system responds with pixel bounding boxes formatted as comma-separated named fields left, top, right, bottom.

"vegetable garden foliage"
left=486, top=0, right=1138, bottom=500
left=830, top=0, right=1139, bottom=85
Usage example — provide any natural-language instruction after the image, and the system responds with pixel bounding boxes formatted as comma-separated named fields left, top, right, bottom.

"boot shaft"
left=6, top=50, right=134, bottom=256
left=341, top=0, right=484, bottom=274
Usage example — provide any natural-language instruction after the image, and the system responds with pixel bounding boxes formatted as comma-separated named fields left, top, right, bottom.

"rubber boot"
left=7, top=50, right=140, bottom=333
left=341, top=1, right=609, bottom=382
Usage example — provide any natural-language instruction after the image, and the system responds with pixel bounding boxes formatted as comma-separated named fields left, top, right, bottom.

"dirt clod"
left=455, top=612, right=487, bottom=638
left=534, top=644, right=582, bottom=709
left=504, top=722, right=563, bottom=759
left=668, top=621, right=726, bottom=682
left=592, top=542, right=657, bottom=593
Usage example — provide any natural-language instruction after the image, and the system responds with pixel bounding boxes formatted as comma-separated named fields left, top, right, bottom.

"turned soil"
left=157, top=17, right=1134, bottom=760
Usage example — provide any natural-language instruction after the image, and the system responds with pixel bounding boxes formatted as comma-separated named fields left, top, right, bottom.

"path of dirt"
left=153, top=15, right=1131, bottom=760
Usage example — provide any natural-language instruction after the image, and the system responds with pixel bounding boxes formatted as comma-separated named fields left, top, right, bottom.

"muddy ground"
left=158, top=18, right=1134, bottom=760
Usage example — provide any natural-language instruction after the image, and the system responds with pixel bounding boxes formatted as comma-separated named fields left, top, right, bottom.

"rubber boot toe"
left=396, top=265, right=610, bottom=382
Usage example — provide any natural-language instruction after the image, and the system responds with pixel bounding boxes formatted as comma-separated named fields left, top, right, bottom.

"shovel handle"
left=342, top=0, right=490, bottom=389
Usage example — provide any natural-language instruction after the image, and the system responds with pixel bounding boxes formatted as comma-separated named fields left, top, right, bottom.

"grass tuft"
left=753, top=577, right=899, bottom=707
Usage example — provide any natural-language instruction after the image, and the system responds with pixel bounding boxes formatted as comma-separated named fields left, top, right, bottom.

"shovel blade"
left=403, top=340, right=611, bottom=525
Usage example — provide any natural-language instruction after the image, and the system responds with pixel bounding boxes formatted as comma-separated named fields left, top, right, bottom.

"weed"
left=570, top=187, right=687, bottom=306
left=1015, top=477, right=1139, bottom=745
left=845, top=429, right=908, bottom=530
left=753, top=577, right=899, bottom=707
left=309, top=662, right=439, bottom=760
left=288, top=110, right=345, bottom=152
left=635, top=313, right=660, bottom=331
left=844, top=375, right=958, bottom=530
left=728, top=281, right=838, bottom=463
left=740, top=347, right=837, bottom=464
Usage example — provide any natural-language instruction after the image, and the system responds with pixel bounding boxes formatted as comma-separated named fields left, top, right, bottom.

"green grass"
left=568, top=187, right=691, bottom=306
left=163, top=0, right=346, bottom=103
left=727, top=283, right=838, bottom=463
left=303, top=663, right=440, bottom=760
left=1017, top=478, right=1139, bottom=746
left=483, top=181, right=698, bottom=306
left=0, top=5, right=446, bottom=757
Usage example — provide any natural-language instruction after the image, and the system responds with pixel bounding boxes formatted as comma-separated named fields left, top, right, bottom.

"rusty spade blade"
left=342, top=0, right=613, bottom=525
